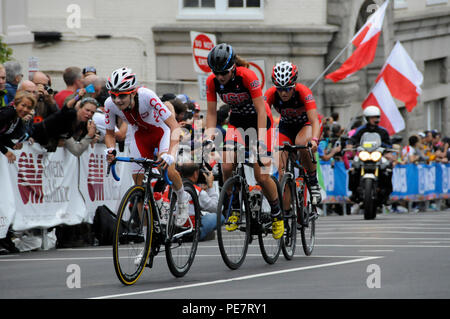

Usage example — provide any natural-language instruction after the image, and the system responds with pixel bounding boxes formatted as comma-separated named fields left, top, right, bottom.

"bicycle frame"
left=109, top=157, right=196, bottom=246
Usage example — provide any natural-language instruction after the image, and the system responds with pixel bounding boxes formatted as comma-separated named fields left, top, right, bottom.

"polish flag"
left=326, top=0, right=389, bottom=82
left=362, top=78, right=405, bottom=136
left=376, top=41, right=423, bottom=112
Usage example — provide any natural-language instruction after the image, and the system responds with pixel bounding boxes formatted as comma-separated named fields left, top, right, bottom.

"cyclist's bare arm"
left=163, top=114, right=181, bottom=158
left=253, top=96, right=268, bottom=145
left=306, top=108, right=320, bottom=152
left=206, top=100, right=218, bottom=140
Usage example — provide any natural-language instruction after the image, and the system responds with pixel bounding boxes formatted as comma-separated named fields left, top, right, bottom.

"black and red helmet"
left=271, top=61, right=298, bottom=87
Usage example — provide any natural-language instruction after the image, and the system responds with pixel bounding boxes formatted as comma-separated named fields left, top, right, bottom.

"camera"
left=197, top=167, right=209, bottom=185
left=44, top=85, right=54, bottom=95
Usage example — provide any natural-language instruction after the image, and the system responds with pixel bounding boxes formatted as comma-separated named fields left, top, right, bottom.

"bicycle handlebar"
left=276, top=142, right=317, bottom=164
left=107, top=156, right=172, bottom=185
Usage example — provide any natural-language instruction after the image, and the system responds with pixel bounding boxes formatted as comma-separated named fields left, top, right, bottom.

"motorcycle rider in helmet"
left=346, top=106, right=393, bottom=206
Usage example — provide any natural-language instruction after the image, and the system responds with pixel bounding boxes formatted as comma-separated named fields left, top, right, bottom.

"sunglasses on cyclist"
left=276, top=86, right=294, bottom=92
left=213, top=65, right=234, bottom=76
left=109, top=90, right=135, bottom=99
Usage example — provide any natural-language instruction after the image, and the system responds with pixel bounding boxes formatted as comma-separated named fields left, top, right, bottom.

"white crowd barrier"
left=0, top=143, right=134, bottom=239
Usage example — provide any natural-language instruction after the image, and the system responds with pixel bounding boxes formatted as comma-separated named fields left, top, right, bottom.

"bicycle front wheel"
left=165, top=181, right=201, bottom=278
left=217, top=176, right=250, bottom=270
left=280, top=174, right=298, bottom=260
left=113, top=185, right=152, bottom=286
left=258, top=175, right=282, bottom=264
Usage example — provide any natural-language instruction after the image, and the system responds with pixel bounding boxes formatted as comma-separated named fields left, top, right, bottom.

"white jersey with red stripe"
left=104, top=87, right=172, bottom=154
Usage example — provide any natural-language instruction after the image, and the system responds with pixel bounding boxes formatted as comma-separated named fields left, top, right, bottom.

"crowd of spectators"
left=1, top=61, right=226, bottom=253
left=317, top=112, right=450, bottom=215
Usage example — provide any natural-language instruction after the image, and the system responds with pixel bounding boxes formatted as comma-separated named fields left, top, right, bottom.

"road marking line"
left=316, top=244, right=450, bottom=248
left=359, top=250, right=394, bottom=253
left=90, top=256, right=382, bottom=299
left=315, top=237, right=450, bottom=240
left=318, top=231, right=450, bottom=235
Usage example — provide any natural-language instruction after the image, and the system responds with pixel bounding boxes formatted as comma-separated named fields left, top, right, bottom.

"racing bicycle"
left=108, top=157, right=201, bottom=285
left=216, top=145, right=283, bottom=269
left=278, top=142, right=319, bottom=257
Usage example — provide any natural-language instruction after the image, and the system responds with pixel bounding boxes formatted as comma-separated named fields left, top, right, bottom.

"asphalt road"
left=1, top=209, right=450, bottom=301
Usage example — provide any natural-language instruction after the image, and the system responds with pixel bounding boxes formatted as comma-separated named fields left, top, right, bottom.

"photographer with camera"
left=178, top=163, right=224, bottom=241
left=31, top=71, right=58, bottom=122
left=318, top=123, right=344, bottom=164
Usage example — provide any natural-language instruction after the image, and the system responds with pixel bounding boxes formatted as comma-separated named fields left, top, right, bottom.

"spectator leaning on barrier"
left=54, top=66, right=83, bottom=109
left=92, top=97, right=127, bottom=145
left=30, top=85, right=89, bottom=152
left=32, top=71, right=58, bottom=122
left=178, top=162, right=224, bottom=241
left=62, top=97, right=99, bottom=156
left=0, top=64, right=8, bottom=107
left=435, top=135, right=449, bottom=163
left=4, top=61, right=23, bottom=103
left=0, top=91, right=36, bottom=163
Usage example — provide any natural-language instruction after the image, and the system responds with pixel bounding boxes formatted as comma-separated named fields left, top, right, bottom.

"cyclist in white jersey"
left=104, top=67, right=189, bottom=225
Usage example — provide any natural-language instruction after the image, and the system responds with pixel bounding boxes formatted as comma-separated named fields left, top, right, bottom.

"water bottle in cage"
left=154, top=192, right=170, bottom=224
left=248, top=185, right=262, bottom=214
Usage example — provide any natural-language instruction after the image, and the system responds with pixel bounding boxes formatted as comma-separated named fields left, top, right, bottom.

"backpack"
left=92, top=205, right=120, bottom=246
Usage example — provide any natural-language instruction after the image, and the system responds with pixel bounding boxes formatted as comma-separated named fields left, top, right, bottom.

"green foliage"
left=0, top=37, right=13, bottom=64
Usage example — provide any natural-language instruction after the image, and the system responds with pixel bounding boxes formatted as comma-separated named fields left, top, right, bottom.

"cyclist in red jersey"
left=265, top=61, right=322, bottom=205
left=205, top=43, right=284, bottom=239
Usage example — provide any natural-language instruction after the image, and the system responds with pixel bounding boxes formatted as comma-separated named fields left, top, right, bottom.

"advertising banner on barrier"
left=1, top=144, right=87, bottom=235
left=0, top=154, right=16, bottom=238
left=391, top=163, right=450, bottom=200
left=78, top=144, right=133, bottom=223
left=320, top=161, right=350, bottom=201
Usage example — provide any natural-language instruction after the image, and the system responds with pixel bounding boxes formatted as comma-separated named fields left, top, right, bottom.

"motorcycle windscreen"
left=359, top=132, right=382, bottom=152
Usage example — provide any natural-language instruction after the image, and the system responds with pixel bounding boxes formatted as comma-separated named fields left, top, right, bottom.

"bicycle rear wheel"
left=165, top=182, right=201, bottom=278
left=258, top=176, right=282, bottom=264
left=113, top=185, right=152, bottom=286
left=280, top=174, right=298, bottom=260
left=217, top=176, right=251, bottom=270
left=300, top=199, right=316, bottom=256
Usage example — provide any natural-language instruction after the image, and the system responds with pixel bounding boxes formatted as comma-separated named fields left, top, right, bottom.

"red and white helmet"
left=106, top=67, right=137, bottom=92
left=271, top=61, right=298, bottom=87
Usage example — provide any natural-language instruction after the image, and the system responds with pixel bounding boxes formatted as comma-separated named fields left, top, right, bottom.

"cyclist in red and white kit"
left=104, top=67, right=189, bottom=226
left=265, top=61, right=322, bottom=205
left=205, top=43, right=284, bottom=239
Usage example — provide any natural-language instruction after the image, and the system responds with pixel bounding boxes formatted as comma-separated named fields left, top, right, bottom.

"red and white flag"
left=375, top=41, right=423, bottom=112
left=362, top=78, right=405, bottom=136
left=326, top=0, right=389, bottom=82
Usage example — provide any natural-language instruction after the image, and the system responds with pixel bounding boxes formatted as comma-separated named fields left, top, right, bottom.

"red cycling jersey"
left=264, top=83, right=317, bottom=126
left=206, top=66, right=271, bottom=117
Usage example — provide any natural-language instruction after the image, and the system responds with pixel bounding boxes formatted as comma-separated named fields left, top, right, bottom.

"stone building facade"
left=1, top=0, right=449, bottom=138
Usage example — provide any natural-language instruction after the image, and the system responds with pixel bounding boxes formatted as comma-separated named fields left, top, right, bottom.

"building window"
left=178, top=0, right=263, bottom=20
left=424, top=58, right=446, bottom=88
left=426, top=99, right=443, bottom=131
left=394, top=0, right=408, bottom=9
left=426, top=0, right=448, bottom=6
left=228, top=0, right=261, bottom=8
left=183, top=0, right=215, bottom=8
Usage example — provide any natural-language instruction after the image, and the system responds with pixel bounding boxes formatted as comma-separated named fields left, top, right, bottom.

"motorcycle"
left=349, top=132, right=393, bottom=220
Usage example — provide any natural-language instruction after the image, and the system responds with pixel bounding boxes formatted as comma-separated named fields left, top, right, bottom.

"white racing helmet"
left=106, top=67, right=137, bottom=92
left=363, top=105, right=381, bottom=118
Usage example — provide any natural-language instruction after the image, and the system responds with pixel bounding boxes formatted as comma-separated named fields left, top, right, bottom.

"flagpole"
left=310, top=41, right=353, bottom=90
